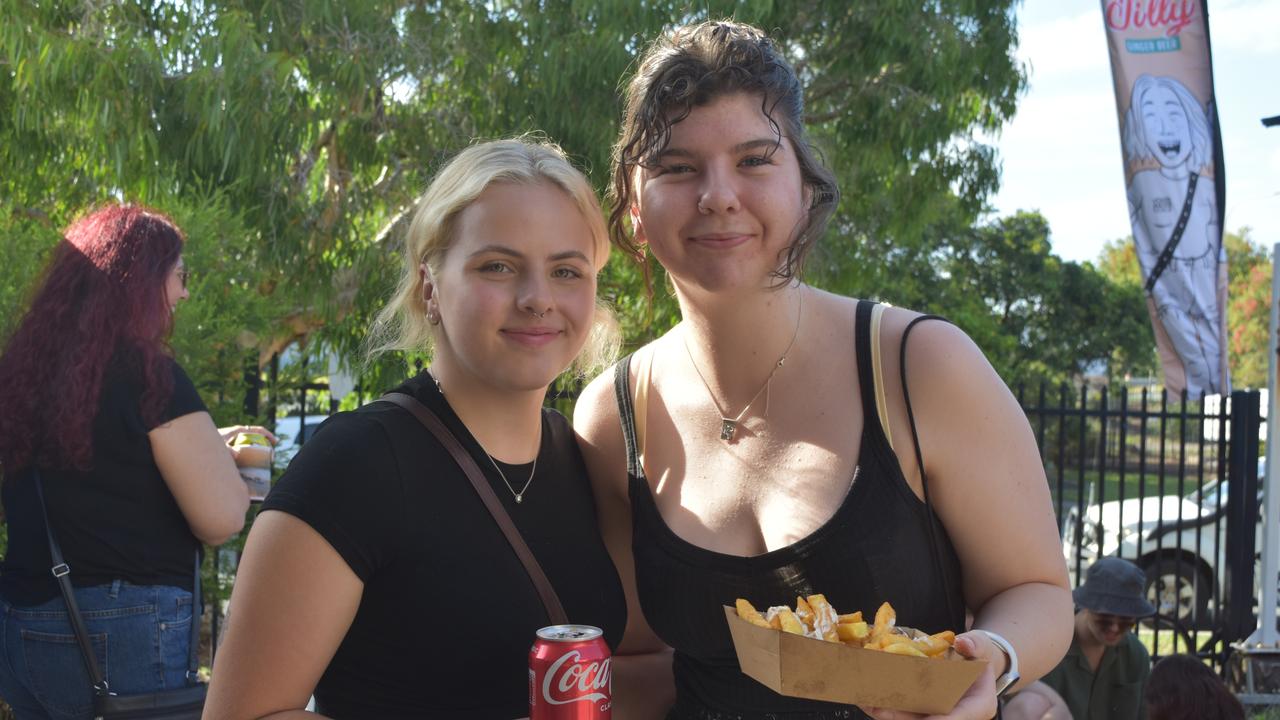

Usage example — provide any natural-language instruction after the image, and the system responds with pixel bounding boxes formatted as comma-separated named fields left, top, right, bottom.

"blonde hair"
left=368, top=137, right=618, bottom=377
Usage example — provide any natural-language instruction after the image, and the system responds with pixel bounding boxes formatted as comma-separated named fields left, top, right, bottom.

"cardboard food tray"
left=723, top=606, right=986, bottom=715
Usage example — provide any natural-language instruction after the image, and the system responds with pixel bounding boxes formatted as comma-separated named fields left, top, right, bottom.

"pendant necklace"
left=683, top=289, right=803, bottom=442
left=428, top=369, right=538, bottom=503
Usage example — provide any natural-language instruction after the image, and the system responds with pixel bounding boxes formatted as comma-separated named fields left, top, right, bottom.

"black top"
left=615, top=300, right=965, bottom=720
left=1, top=350, right=207, bottom=606
left=261, top=372, right=627, bottom=720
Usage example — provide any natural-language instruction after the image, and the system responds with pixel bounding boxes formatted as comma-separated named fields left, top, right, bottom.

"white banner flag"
left=1102, top=0, right=1229, bottom=396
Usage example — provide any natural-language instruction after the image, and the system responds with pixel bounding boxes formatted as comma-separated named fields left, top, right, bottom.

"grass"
left=1046, top=467, right=1216, bottom=510
left=1136, top=626, right=1212, bottom=658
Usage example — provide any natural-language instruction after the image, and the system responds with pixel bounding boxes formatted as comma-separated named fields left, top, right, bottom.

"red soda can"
left=529, top=624, right=612, bottom=719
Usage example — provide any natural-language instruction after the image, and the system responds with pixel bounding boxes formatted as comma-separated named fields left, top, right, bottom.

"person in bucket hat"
left=1008, top=557, right=1156, bottom=720
left=1073, top=556, right=1158, bottom=620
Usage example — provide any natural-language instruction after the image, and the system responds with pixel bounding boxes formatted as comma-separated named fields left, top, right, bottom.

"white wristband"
left=977, top=629, right=1020, bottom=697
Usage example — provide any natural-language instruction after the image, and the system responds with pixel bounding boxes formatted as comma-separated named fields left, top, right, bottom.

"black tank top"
left=613, top=300, right=965, bottom=720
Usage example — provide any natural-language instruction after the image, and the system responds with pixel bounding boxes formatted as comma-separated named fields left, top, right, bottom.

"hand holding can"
left=229, top=430, right=274, bottom=501
left=529, top=625, right=612, bottom=720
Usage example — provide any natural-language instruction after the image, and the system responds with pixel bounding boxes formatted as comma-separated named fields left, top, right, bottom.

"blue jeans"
left=0, top=581, right=194, bottom=720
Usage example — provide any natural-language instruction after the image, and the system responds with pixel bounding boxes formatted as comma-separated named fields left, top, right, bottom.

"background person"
left=203, top=138, right=627, bottom=720
left=1002, top=679, right=1072, bottom=720
left=1039, top=557, right=1155, bottom=720
left=1145, top=653, right=1244, bottom=720
left=0, top=204, right=269, bottom=720
left=575, top=20, right=1073, bottom=720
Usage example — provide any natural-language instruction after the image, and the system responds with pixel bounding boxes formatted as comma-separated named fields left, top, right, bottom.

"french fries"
left=733, top=596, right=957, bottom=659
left=735, top=598, right=772, bottom=629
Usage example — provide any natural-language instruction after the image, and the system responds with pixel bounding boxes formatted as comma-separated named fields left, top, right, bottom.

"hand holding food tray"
left=724, top=596, right=985, bottom=715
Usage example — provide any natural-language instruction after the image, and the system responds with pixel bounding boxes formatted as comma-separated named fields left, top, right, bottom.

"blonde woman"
left=205, top=138, right=626, bottom=719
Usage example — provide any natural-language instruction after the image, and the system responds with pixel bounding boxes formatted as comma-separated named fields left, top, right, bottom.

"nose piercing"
left=530, top=309, right=547, bottom=319
left=697, top=199, right=709, bottom=213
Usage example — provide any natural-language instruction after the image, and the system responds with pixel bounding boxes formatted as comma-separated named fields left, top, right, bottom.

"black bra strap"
left=853, top=299, right=889, bottom=447
left=899, top=314, right=963, bottom=628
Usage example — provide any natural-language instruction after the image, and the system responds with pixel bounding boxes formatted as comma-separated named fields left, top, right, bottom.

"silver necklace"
left=682, top=289, right=803, bottom=442
left=487, top=447, right=537, bottom=504
left=428, top=370, right=539, bottom=503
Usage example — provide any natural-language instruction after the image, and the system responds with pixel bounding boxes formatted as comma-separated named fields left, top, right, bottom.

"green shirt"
left=1039, top=632, right=1150, bottom=720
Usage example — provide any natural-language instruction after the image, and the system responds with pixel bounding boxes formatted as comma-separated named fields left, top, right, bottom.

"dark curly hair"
left=0, top=204, right=184, bottom=472
left=1146, top=654, right=1244, bottom=720
left=609, top=20, right=839, bottom=284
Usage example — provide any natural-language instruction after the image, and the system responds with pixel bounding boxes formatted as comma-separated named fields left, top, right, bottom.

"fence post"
left=1225, top=390, right=1262, bottom=642
left=242, top=353, right=260, bottom=418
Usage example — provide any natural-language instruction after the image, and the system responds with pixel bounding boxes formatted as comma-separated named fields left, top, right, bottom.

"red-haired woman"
left=0, top=204, right=271, bottom=720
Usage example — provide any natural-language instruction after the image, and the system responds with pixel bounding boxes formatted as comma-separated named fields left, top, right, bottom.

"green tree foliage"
left=1223, top=230, right=1271, bottom=389
left=0, top=0, right=1027, bottom=402
left=933, top=211, right=1153, bottom=387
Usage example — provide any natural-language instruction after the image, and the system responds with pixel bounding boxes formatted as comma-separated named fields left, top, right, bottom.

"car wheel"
left=1143, top=557, right=1211, bottom=628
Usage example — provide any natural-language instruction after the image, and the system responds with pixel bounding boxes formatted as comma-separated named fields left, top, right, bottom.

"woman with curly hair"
left=575, top=20, right=1073, bottom=719
left=0, top=204, right=270, bottom=719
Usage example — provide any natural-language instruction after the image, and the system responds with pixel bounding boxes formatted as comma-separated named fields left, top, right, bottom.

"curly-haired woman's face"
left=632, top=92, right=806, bottom=297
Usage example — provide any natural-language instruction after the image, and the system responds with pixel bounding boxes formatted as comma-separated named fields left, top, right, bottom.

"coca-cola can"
left=529, top=624, right=612, bottom=719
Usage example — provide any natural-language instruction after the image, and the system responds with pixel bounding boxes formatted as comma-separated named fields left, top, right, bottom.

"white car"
left=1061, top=477, right=1263, bottom=626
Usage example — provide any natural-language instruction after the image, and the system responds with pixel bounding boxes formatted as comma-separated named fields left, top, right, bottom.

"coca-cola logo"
left=1105, top=0, right=1197, bottom=37
left=540, top=650, right=612, bottom=706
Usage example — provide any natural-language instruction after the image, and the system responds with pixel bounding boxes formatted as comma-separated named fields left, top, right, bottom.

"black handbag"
left=33, top=469, right=207, bottom=719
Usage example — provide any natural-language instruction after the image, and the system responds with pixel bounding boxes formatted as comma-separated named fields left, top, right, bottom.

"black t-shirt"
left=260, top=373, right=627, bottom=720
left=1, top=350, right=208, bottom=605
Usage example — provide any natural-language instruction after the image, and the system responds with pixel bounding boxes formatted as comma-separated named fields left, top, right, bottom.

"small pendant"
left=720, top=418, right=737, bottom=441
left=515, top=493, right=523, bottom=504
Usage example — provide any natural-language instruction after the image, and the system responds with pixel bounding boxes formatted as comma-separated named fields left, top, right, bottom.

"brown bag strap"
left=380, top=392, right=568, bottom=625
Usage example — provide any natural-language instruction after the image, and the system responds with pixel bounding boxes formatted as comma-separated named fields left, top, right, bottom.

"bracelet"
left=976, top=629, right=1021, bottom=697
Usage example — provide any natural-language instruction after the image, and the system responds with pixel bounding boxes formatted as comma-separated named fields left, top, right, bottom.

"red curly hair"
left=0, top=204, right=185, bottom=472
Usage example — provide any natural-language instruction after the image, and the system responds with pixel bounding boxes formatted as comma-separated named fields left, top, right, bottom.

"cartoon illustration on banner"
left=1102, top=0, right=1229, bottom=397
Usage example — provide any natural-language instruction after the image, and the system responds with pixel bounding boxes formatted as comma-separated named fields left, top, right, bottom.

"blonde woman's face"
left=423, top=181, right=597, bottom=392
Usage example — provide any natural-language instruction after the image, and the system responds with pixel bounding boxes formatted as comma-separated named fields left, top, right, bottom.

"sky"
left=987, top=0, right=1280, bottom=264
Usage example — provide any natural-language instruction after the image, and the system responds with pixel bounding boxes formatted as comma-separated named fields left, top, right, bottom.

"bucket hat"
left=1072, top=557, right=1157, bottom=617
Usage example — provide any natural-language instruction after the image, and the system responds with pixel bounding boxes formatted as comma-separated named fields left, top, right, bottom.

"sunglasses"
left=1092, top=613, right=1136, bottom=631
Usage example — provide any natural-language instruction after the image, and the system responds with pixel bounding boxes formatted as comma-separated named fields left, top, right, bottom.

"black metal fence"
left=235, top=366, right=1268, bottom=670
left=1022, top=383, right=1264, bottom=668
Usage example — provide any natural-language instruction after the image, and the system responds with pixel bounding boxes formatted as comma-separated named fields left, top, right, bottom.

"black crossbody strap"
left=33, top=469, right=202, bottom=695
left=1144, top=170, right=1199, bottom=293
left=379, top=392, right=568, bottom=625
left=188, top=548, right=202, bottom=682
left=33, top=469, right=110, bottom=694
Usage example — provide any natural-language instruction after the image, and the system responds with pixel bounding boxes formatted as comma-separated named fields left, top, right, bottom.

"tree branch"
left=374, top=201, right=417, bottom=248
left=291, top=121, right=338, bottom=189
